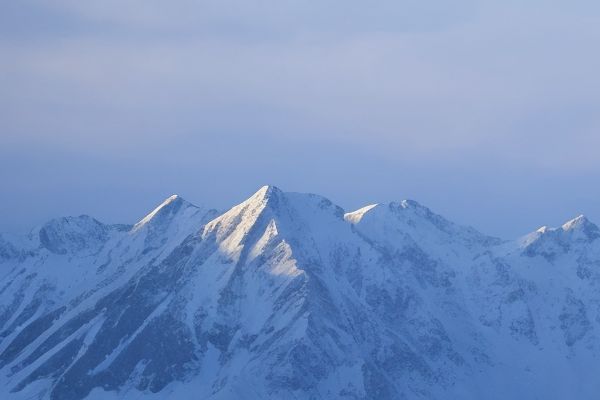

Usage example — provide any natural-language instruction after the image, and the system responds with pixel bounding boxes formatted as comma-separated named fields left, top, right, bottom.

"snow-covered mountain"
left=1, top=186, right=599, bottom=399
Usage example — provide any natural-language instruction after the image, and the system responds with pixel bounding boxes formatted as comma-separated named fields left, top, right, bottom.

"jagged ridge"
left=1, top=186, right=600, bottom=400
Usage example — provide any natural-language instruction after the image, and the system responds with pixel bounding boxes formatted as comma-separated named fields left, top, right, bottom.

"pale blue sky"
left=1, top=0, right=600, bottom=238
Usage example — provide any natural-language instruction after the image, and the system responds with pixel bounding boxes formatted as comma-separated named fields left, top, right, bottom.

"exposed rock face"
left=1, top=186, right=600, bottom=399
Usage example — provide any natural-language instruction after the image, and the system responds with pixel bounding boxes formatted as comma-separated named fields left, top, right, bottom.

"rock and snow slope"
left=1, top=186, right=600, bottom=399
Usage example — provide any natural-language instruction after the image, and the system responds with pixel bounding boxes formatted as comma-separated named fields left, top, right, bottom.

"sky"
left=1, top=0, right=600, bottom=238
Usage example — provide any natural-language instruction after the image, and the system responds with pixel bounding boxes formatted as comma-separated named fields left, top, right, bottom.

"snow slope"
left=1, top=186, right=599, bottom=399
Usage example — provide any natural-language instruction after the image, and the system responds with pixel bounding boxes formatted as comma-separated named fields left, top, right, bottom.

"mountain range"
left=1, top=186, right=599, bottom=399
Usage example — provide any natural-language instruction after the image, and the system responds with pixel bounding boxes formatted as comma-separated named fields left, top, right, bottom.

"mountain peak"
left=37, top=215, right=109, bottom=254
left=203, top=186, right=347, bottom=264
left=228, top=185, right=286, bottom=217
left=252, top=185, right=283, bottom=203
left=521, top=215, right=600, bottom=257
left=399, top=199, right=426, bottom=210
left=345, top=199, right=430, bottom=225
left=344, top=204, right=379, bottom=224
left=347, top=198, right=497, bottom=252
left=132, top=194, right=198, bottom=233
left=561, top=214, right=600, bottom=241
left=561, top=214, right=591, bottom=231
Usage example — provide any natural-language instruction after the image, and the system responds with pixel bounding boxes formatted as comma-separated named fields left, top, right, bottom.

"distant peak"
left=156, top=194, right=186, bottom=208
left=400, top=199, right=425, bottom=209
left=561, top=214, right=600, bottom=241
left=521, top=214, right=600, bottom=251
left=42, top=214, right=103, bottom=229
left=345, top=199, right=434, bottom=223
left=561, top=214, right=590, bottom=231
left=132, top=194, right=194, bottom=232
left=389, top=199, right=436, bottom=218
left=246, top=185, right=284, bottom=207
left=38, top=215, right=108, bottom=254
left=255, top=185, right=282, bottom=198
left=344, top=204, right=379, bottom=224
left=154, top=194, right=186, bottom=209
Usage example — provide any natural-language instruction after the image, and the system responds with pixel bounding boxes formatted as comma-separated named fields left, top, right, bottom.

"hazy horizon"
left=2, top=0, right=600, bottom=238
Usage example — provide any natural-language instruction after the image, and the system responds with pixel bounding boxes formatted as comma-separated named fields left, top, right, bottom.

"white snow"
left=2, top=187, right=600, bottom=400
